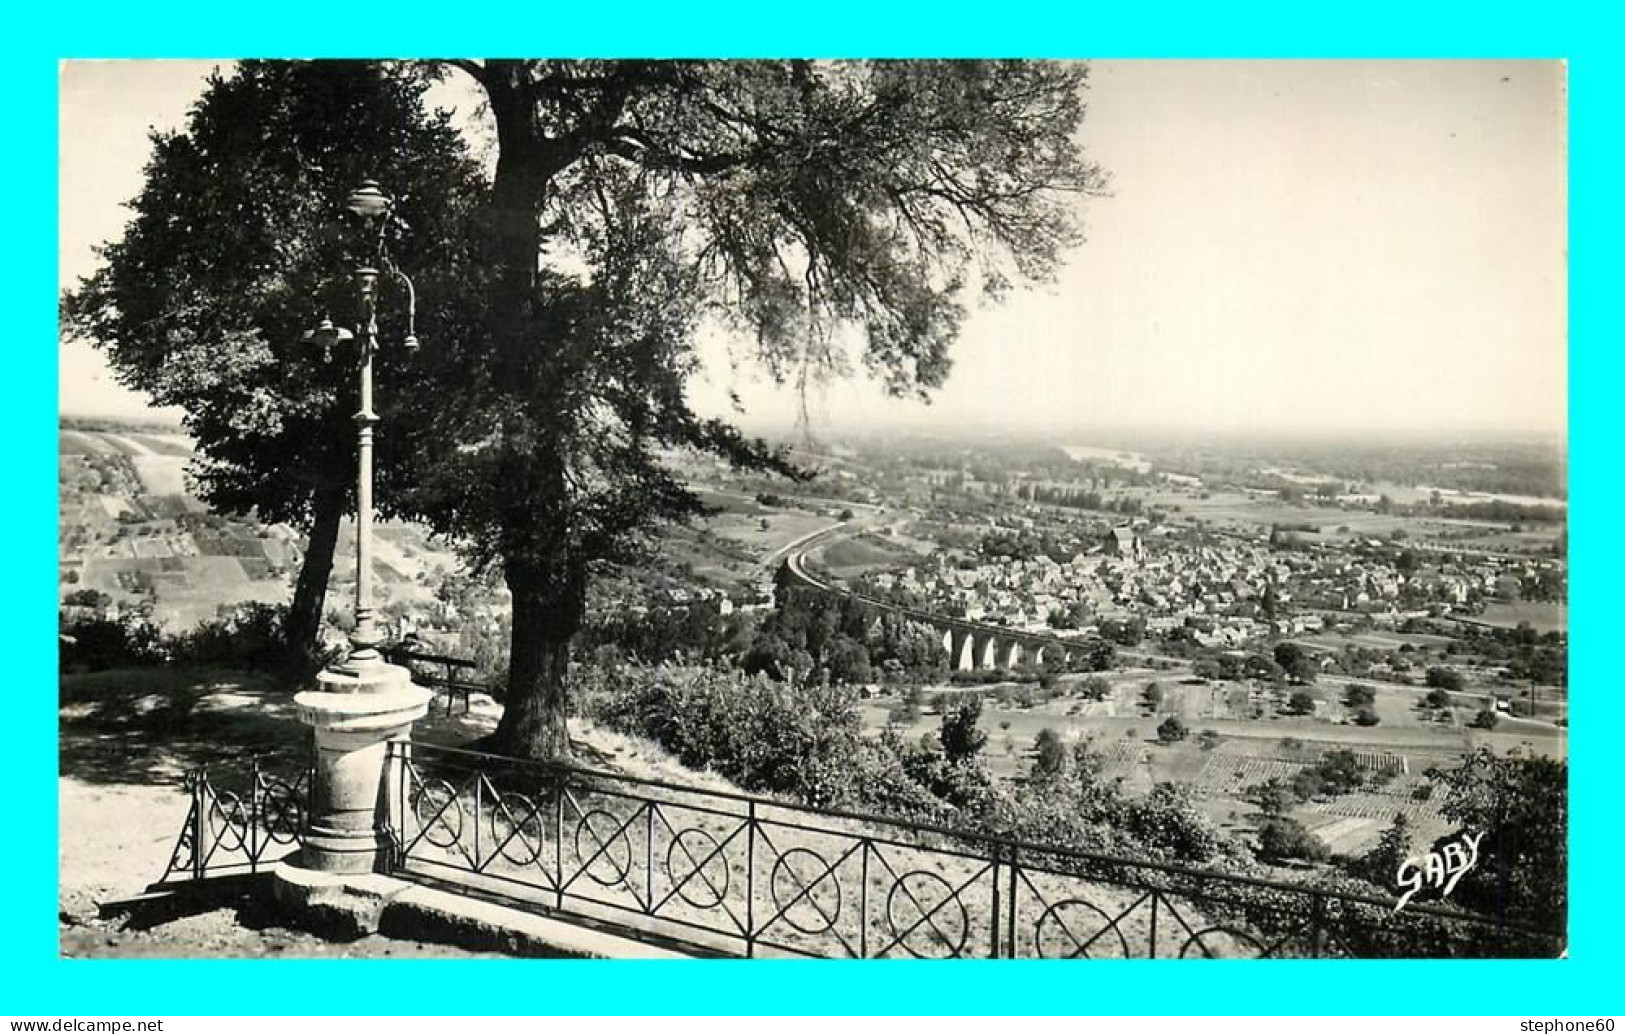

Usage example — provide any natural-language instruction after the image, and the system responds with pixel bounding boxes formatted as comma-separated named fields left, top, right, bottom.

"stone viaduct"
left=779, top=545, right=1104, bottom=673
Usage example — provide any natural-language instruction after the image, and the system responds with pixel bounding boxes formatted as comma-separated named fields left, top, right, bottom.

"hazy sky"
left=59, top=59, right=1567, bottom=437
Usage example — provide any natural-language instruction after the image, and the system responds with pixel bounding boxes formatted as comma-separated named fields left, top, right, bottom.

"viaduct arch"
left=780, top=551, right=1101, bottom=674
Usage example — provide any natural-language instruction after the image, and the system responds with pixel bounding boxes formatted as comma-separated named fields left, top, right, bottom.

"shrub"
left=1353, top=706, right=1381, bottom=727
left=63, top=588, right=113, bottom=608
left=591, top=665, right=870, bottom=807
left=1426, top=667, right=1464, bottom=692
left=170, top=602, right=288, bottom=670
left=1290, top=768, right=1326, bottom=801
left=940, top=696, right=989, bottom=762
left=1249, top=779, right=1294, bottom=816
left=1285, top=690, right=1315, bottom=716
left=1257, top=816, right=1329, bottom=862
left=59, top=611, right=167, bottom=671
left=902, top=742, right=996, bottom=811
left=1031, top=727, right=1068, bottom=780
left=1469, top=708, right=1500, bottom=730
left=897, top=684, right=924, bottom=721
left=1428, top=747, right=1566, bottom=927
left=1424, top=686, right=1453, bottom=710
left=1122, top=783, right=1226, bottom=862
left=1191, top=657, right=1222, bottom=681
left=1314, top=749, right=1366, bottom=795
left=850, top=726, right=949, bottom=821
left=1156, top=715, right=1188, bottom=744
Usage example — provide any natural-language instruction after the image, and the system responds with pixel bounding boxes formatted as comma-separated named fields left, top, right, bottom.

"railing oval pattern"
left=1034, top=897, right=1133, bottom=959
left=387, top=742, right=1564, bottom=960
left=152, top=748, right=1561, bottom=959
left=160, top=760, right=313, bottom=883
left=885, top=870, right=969, bottom=958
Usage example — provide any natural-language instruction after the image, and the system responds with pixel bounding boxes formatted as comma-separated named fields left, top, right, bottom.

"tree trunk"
left=486, top=555, right=584, bottom=759
left=283, top=480, right=345, bottom=680
left=472, top=61, right=593, bottom=761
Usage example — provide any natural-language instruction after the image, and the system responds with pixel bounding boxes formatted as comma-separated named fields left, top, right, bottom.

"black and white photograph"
left=57, top=58, right=1567, bottom=960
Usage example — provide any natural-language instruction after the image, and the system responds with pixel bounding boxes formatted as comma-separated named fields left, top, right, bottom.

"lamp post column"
left=290, top=184, right=432, bottom=877
left=349, top=265, right=382, bottom=667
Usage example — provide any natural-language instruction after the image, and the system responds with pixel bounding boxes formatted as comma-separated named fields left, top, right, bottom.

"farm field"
left=854, top=654, right=1567, bottom=859
left=859, top=680, right=1472, bottom=859
left=649, top=490, right=845, bottom=591
left=859, top=672, right=1498, bottom=767
left=1129, top=486, right=1562, bottom=553
left=708, top=508, right=831, bottom=559
left=60, top=427, right=301, bottom=630
left=809, top=531, right=925, bottom=578
left=127, top=453, right=189, bottom=495
left=61, top=422, right=856, bottom=629
left=61, top=429, right=120, bottom=455
left=1470, top=600, right=1568, bottom=633
left=1292, top=630, right=1454, bottom=652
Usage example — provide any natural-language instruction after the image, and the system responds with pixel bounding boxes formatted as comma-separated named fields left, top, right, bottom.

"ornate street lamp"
left=304, top=179, right=420, bottom=673
left=290, top=179, right=434, bottom=877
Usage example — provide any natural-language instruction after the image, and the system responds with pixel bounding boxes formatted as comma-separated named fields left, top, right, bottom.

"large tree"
left=1429, top=747, right=1567, bottom=930
left=398, top=60, right=1105, bottom=758
left=64, top=61, right=485, bottom=672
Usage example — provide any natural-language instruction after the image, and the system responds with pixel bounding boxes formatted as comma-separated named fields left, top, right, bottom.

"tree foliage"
left=1427, top=747, right=1566, bottom=928
left=1274, top=642, right=1317, bottom=683
left=1352, top=813, right=1413, bottom=887
left=1156, top=715, right=1188, bottom=744
left=62, top=61, right=486, bottom=666
left=1257, top=815, right=1329, bottom=863
left=1031, top=726, right=1068, bottom=779
left=412, top=59, right=1105, bottom=757
left=1249, top=778, right=1294, bottom=817
left=1426, top=667, right=1464, bottom=692
left=940, top=695, right=989, bottom=763
left=1469, top=708, right=1500, bottom=730
left=1285, top=689, right=1316, bottom=716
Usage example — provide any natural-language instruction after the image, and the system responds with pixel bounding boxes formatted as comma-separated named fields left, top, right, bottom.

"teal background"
left=5, top=0, right=1618, bottom=1014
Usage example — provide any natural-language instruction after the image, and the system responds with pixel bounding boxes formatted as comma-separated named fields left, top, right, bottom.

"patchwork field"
left=1471, top=600, right=1568, bottom=633
left=1131, top=486, right=1562, bottom=555
left=650, top=490, right=848, bottom=591
left=61, top=428, right=298, bottom=630
left=127, top=453, right=189, bottom=495
left=810, top=531, right=926, bottom=578
left=856, top=661, right=1531, bottom=859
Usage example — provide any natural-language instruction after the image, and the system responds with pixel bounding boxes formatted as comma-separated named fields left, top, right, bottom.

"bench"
left=382, top=644, right=481, bottom=717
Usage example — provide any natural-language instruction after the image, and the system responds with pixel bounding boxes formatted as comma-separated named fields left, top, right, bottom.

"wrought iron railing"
left=158, top=759, right=311, bottom=884
left=388, top=741, right=1562, bottom=959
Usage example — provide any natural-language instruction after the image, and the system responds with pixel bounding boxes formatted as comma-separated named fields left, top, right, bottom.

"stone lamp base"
left=294, top=662, right=434, bottom=874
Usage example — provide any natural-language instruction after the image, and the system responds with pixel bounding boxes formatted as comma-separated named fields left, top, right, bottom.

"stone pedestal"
left=294, top=661, right=434, bottom=874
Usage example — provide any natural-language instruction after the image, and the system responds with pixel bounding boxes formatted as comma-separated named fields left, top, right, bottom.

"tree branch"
left=443, top=59, right=488, bottom=87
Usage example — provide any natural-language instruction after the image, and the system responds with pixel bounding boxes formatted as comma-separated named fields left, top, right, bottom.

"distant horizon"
left=60, top=59, right=1567, bottom=439
left=59, top=403, right=1568, bottom=453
